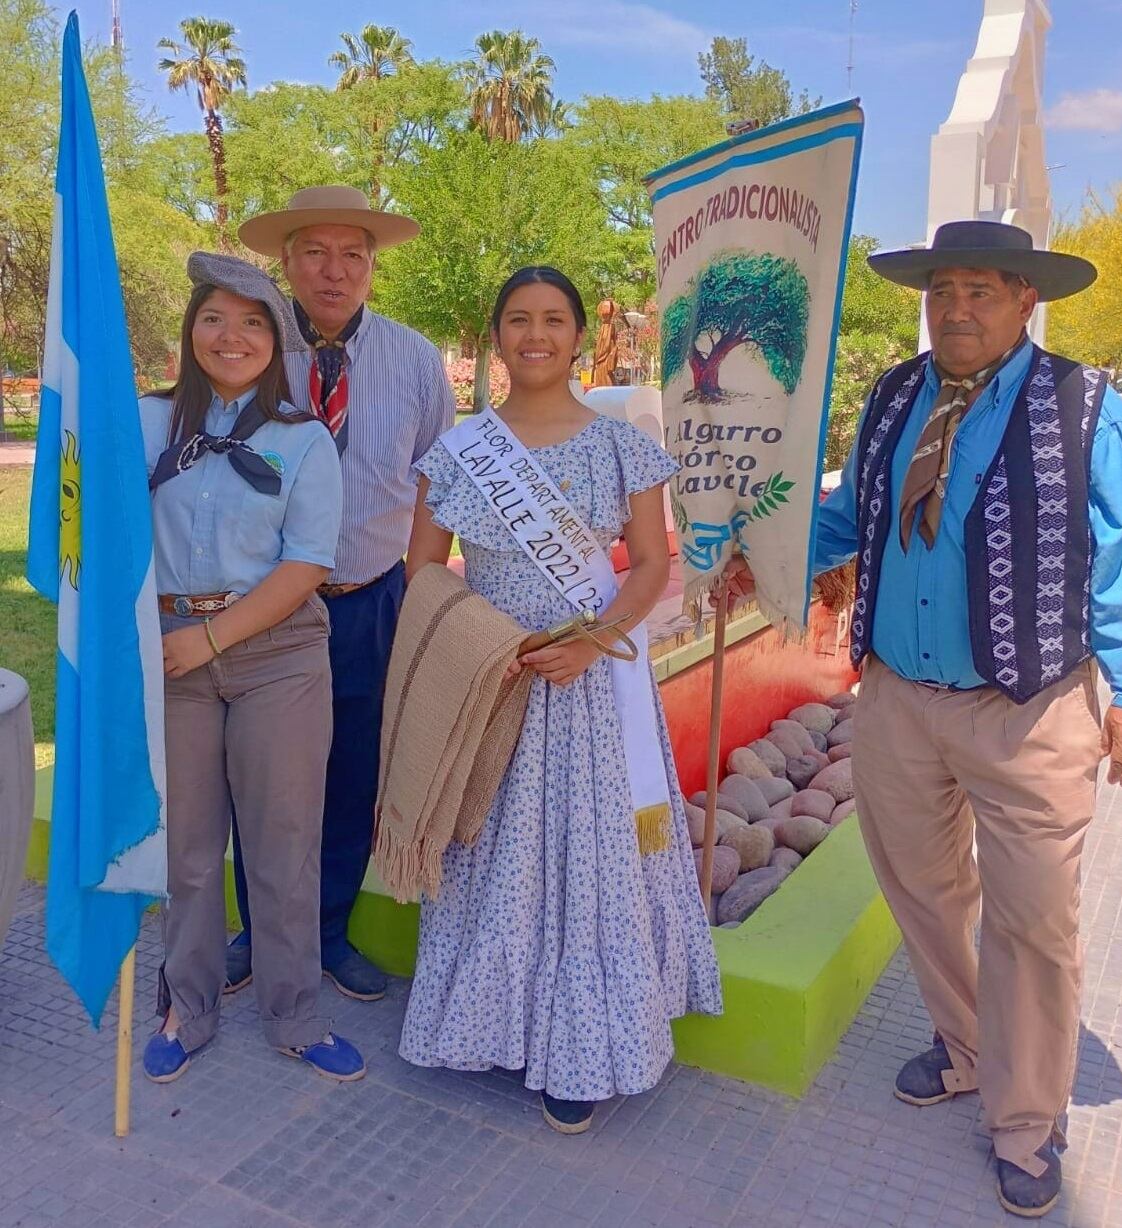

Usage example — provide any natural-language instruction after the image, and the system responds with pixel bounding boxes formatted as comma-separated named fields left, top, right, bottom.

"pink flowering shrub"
left=446, top=354, right=511, bottom=409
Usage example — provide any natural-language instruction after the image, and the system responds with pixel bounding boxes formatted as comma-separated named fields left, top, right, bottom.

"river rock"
left=787, top=703, right=836, bottom=736
left=827, top=743, right=852, bottom=763
left=809, top=759, right=855, bottom=803
left=718, top=774, right=770, bottom=822
left=686, top=796, right=749, bottom=841
left=826, top=692, right=855, bottom=709
left=765, top=729, right=805, bottom=760
left=808, top=730, right=828, bottom=753
left=756, top=775, right=794, bottom=805
left=749, top=738, right=788, bottom=776
left=785, top=754, right=821, bottom=791
left=719, top=822, right=775, bottom=871
left=683, top=800, right=706, bottom=846
left=770, top=719, right=816, bottom=753
left=769, top=847, right=804, bottom=876
left=827, top=718, right=854, bottom=748
left=696, top=844, right=740, bottom=894
left=831, top=799, right=857, bottom=825
left=726, top=746, right=772, bottom=780
left=789, top=789, right=836, bottom=822
left=775, top=815, right=830, bottom=856
left=766, top=798, right=793, bottom=823
left=717, top=867, right=784, bottom=925
left=707, top=892, right=721, bottom=925
left=719, top=920, right=741, bottom=929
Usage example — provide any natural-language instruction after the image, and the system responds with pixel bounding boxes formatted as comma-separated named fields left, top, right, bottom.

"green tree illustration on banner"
left=661, top=251, right=809, bottom=401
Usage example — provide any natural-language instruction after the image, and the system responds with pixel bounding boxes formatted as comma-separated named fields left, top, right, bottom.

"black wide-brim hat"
left=868, top=220, right=1097, bottom=302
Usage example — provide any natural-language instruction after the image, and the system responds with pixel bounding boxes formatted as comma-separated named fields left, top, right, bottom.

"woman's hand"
left=162, top=624, right=215, bottom=678
left=519, top=637, right=602, bottom=687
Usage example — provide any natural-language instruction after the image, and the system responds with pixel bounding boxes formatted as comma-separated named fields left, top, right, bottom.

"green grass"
left=0, top=466, right=55, bottom=766
left=3, top=416, right=38, bottom=442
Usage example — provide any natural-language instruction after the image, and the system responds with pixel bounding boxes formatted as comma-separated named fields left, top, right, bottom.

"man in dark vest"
left=722, top=221, right=1122, bottom=1218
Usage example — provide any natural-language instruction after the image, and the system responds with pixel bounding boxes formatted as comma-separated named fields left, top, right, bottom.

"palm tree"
left=157, top=18, right=247, bottom=239
left=330, top=25, right=415, bottom=202
left=531, top=98, right=572, bottom=140
left=467, top=30, right=555, bottom=143
left=330, top=25, right=414, bottom=88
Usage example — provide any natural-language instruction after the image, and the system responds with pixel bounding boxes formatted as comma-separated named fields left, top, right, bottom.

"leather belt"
left=913, top=678, right=982, bottom=694
left=159, top=591, right=240, bottom=617
left=317, top=572, right=387, bottom=600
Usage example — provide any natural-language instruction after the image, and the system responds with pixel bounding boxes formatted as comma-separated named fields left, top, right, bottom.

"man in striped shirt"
left=232, top=186, right=455, bottom=1000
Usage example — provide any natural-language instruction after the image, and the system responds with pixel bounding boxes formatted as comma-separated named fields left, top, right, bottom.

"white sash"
left=444, top=409, right=672, bottom=850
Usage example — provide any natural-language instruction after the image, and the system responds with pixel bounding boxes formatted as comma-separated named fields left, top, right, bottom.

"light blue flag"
left=26, top=11, right=167, bottom=1026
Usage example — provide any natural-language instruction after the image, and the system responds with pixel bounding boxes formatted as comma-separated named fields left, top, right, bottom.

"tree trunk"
left=204, top=108, right=231, bottom=250
left=688, top=337, right=739, bottom=401
left=472, top=338, right=491, bottom=413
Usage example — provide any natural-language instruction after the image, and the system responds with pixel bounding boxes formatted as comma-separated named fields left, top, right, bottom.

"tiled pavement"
left=2, top=786, right=1121, bottom=1228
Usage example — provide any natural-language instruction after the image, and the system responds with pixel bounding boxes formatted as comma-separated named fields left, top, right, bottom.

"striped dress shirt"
left=284, top=306, right=456, bottom=584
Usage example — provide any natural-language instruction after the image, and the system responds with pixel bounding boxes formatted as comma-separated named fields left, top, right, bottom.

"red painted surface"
left=659, top=604, right=858, bottom=799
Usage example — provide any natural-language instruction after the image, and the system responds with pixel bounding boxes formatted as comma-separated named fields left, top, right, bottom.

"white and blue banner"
left=648, top=102, right=863, bottom=627
left=27, top=12, right=166, bottom=1026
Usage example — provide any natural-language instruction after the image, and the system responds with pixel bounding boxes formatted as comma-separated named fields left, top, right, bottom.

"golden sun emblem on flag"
left=59, top=429, right=81, bottom=589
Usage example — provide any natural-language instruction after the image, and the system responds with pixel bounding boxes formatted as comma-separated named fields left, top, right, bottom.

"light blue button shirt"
left=140, top=388, right=343, bottom=595
left=814, top=343, right=1122, bottom=704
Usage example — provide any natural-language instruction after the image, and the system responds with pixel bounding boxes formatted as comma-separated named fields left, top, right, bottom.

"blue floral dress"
left=398, top=413, right=722, bottom=1101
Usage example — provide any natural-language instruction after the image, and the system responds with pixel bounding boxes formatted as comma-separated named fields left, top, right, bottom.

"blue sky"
left=62, top=0, right=1122, bottom=247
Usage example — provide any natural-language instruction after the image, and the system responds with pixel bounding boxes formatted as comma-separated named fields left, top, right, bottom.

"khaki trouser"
left=852, top=655, right=1101, bottom=1177
left=157, top=599, right=333, bottom=1052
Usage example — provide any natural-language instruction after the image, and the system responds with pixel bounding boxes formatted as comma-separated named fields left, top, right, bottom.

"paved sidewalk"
left=0, top=442, right=35, bottom=466
left=2, top=788, right=1121, bottom=1228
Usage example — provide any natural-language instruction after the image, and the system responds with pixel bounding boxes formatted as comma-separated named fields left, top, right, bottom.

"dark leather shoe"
left=541, top=1091, right=595, bottom=1134
left=223, top=934, right=252, bottom=994
left=894, top=1038, right=961, bottom=1105
left=323, top=946, right=388, bottom=1001
left=997, top=1143, right=1061, bottom=1218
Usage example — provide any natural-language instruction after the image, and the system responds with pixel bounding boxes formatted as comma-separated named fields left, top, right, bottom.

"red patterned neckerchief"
left=293, top=299, right=364, bottom=456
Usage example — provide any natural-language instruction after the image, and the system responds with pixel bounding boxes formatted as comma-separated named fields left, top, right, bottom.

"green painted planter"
left=27, top=766, right=898, bottom=1095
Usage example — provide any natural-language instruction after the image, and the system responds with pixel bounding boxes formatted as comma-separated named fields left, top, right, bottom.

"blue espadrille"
left=279, top=1032, right=366, bottom=1082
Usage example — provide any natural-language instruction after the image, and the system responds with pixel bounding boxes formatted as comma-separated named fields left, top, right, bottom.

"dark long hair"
left=490, top=266, right=588, bottom=332
left=160, top=283, right=298, bottom=443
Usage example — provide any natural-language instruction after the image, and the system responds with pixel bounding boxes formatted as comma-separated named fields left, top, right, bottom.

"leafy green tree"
left=698, top=36, right=819, bottom=129
left=467, top=30, right=555, bottom=143
left=826, top=234, right=919, bottom=468
left=378, top=131, right=611, bottom=409
left=562, top=96, right=727, bottom=304
left=157, top=17, right=247, bottom=235
left=662, top=252, right=809, bottom=401
left=330, top=24, right=416, bottom=201
left=1050, top=193, right=1122, bottom=373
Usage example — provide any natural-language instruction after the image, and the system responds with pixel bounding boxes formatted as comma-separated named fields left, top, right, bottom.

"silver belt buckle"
left=223, top=592, right=239, bottom=608
left=173, top=595, right=193, bottom=617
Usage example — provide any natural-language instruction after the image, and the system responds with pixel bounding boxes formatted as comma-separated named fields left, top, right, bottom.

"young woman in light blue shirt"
left=139, top=253, right=362, bottom=1084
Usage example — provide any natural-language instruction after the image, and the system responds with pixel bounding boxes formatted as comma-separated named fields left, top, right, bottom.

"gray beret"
left=186, top=251, right=303, bottom=352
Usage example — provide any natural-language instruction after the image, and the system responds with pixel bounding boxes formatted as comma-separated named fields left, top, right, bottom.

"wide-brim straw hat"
left=237, top=185, right=420, bottom=259
left=868, top=220, right=1097, bottom=303
left=186, top=251, right=303, bottom=351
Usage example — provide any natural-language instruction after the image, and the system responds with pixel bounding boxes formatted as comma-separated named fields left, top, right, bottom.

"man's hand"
left=1102, top=706, right=1122, bottom=785
left=162, top=624, right=215, bottom=679
left=709, top=554, right=756, bottom=609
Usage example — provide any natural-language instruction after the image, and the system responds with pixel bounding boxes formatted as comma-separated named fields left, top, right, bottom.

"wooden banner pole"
left=700, top=583, right=730, bottom=911
left=114, top=945, right=136, bottom=1138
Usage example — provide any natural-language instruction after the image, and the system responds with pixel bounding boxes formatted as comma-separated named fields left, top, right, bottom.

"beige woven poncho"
left=374, top=563, right=532, bottom=902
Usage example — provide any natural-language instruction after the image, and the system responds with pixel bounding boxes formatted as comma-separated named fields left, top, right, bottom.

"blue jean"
left=232, top=562, right=406, bottom=965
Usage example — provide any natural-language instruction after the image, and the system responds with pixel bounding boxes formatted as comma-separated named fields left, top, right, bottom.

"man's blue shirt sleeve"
left=1089, top=384, right=1122, bottom=707
left=812, top=392, right=868, bottom=576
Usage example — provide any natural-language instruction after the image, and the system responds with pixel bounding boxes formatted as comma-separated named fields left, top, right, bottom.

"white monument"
left=921, top=0, right=1052, bottom=347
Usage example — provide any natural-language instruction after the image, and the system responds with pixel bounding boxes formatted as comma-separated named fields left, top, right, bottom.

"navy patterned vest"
left=849, top=345, right=1108, bottom=703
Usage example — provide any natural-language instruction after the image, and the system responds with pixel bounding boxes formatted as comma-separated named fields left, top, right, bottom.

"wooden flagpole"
left=114, top=945, right=136, bottom=1138
left=699, top=582, right=730, bottom=911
